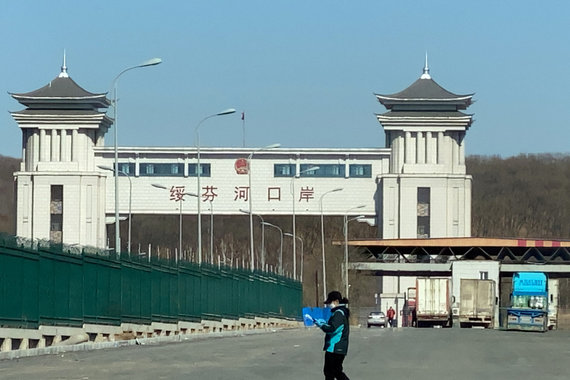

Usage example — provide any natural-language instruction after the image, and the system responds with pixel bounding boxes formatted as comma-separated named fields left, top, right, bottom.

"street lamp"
left=247, top=143, right=280, bottom=271
left=240, top=209, right=265, bottom=270
left=291, top=165, right=319, bottom=280
left=262, top=221, right=283, bottom=275
left=111, top=57, right=162, bottom=258
left=319, top=187, right=343, bottom=302
left=344, top=205, right=365, bottom=297
left=209, top=200, right=214, bottom=264
left=195, top=108, right=236, bottom=265
left=152, top=183, right=198, bottom=262
left=284, top=232, right=304, bottom=281
left=98, top=165, right=132, bottom=255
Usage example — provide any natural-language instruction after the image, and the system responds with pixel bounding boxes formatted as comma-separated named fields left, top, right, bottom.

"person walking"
left=315, top=291, right=351, bottom=380
left=387, top=306, right=395, bottom=327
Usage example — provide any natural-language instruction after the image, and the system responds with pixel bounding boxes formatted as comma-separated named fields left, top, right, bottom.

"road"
left=1, top=327, right=570, bottom=379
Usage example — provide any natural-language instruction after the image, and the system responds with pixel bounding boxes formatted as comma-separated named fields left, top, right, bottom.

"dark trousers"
left=324, top=352, right=350, bottom=380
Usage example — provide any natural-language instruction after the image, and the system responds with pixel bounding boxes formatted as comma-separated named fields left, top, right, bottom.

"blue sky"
left=1, top=1, right=569, bottom=158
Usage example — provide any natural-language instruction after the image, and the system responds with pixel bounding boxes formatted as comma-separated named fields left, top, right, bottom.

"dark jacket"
left=319, top=305, right=350, bottom=355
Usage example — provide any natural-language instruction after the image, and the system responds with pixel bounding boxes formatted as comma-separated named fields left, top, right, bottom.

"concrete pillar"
left=72, top=129, right=79, bottom=162
left=51, top=129, right=58, bottom=161
left=405, top=131, right=411, bottom=164
left=39, top=129, right=47, bottom=162
left=417, top=132, right=425, bottom=164
left=437, top=131, right=445, bottom=165
left=426, top=131, right=434, bottom=164
left=459, top=132, right=465, bottom=166
left=452, top=132, right=459, bottom=171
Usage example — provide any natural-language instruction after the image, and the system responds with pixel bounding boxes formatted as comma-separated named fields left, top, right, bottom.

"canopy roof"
left=375, top=72, right=474, bottom=111
left=11, top=68, right=110, bottom=109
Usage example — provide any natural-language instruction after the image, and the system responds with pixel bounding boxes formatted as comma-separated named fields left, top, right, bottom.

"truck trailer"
left=459, top=279, right=495, bottom=328
left=415, top=278, right=451, bottom=327
left=507, top=272, right=548, bottom=332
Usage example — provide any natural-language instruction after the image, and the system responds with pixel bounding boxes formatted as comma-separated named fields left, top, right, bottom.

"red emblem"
left=235, top=158, right=249, bottom=175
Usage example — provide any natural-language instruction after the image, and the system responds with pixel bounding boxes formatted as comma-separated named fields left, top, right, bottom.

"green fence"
left=0, top=234, right=302, bottom=329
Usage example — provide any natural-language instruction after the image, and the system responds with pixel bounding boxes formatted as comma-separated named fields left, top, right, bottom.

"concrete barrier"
left=0, top=317, right=300, bottom=358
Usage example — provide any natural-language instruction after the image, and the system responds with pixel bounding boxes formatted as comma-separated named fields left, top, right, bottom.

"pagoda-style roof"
left=10, top=68, right=110, bottom=109
left=375, top=65, right=474, bottom=111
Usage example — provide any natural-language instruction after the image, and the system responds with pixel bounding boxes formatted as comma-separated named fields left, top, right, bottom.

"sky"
left=1, top=1, right=570, bottom=159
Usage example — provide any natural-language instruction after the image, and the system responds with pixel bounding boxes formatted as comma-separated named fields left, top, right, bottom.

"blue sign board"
left=512, top=272, right=547, bottom=295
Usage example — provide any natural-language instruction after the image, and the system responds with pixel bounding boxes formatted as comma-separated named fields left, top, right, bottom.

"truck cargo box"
left=416, top=278, right=451, bottom=327
left=459, top=279, right=495, bottom=328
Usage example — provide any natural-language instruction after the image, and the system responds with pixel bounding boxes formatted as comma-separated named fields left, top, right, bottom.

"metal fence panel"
left=0, top=246, right=39, bottom=328
left=83, top=254, right=121, bottom=325
left=0, top=234, right=302, bottom=328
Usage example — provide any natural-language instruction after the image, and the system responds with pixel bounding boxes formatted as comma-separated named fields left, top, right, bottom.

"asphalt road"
left=1, top=327, right=570, bottom=379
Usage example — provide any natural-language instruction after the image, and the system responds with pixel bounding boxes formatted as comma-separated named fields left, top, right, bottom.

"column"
left=60, top=129, right=69, bottom=162
left=31, top=131, right=40, bottom=171
left=459, top=132, right=465, bottom=165
left=452, top=132, right=459, bottom=171
left=417, top=132, right=425, bottom=164
left=72, top=129, right=79, bottom=162
left=437, top=131, right=445, bottom=165
left=405, top=131, right=412, bottom=164
left=51, top=129, right=58, bottom=161
left=40, top=129, right=47, bottom=162
left=425, top=131, right=433, bottom=164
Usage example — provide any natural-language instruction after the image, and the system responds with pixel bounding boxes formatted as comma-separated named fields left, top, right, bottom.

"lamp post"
left=152, top=183, right=198, bottom=262
left=344, top=205, right=365, bottom=297
left=284, top=232, right=304, bottom=281
left=291, top=165, right=319, bottom=280
left=240, top=209, right=265, bottom=270
left=319, top=187, right=343, bottom=301
left=111, top=57, right=162, bottom=258
left=195, top=108, right=236, bottom=265
left=98, top=165, right=132, bottom=255
left=262, top=221, right=283, bottom=275
left=209, top=200, right=214, bottom=264
left=247, top=143, right=280, bottom=271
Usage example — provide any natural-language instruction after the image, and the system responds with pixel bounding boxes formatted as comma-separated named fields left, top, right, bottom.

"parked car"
left=367, top=311, right=387, bottom=328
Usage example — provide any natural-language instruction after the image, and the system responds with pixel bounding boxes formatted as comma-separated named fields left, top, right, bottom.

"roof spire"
left=420, top=52, right=431, bottom=79
left=59, top=49, right=69, bottom=78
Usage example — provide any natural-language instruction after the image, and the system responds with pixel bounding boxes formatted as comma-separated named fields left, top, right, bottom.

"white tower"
left=10, top=58, right=112, bottom=246
left=375, top=62, right=474, bottom=238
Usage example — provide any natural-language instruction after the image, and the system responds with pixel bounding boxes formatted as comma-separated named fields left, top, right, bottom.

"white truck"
left=415, top=278, right=451, bottom=327
left=459, top=279, right=495, bottom=328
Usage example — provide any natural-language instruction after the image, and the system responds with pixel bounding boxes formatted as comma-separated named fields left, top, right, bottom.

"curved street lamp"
left=194, top=108, right=236, bottom=265
left=152, top=183, right=198, bottom=262
left=262, top=221, right=283, bottom=275
left=344, top=205, right=366, bottom=297
left=284, top=232, right=304, bottom=281
left=110, top=57, right=162, bottom=258
left=240, top=209, right=266, bottom=271
left=291, top=165, right=319, bottom=279
left=98, top=165, right=132, bottom=255
left=247, top=143, right=280, bottom=271
left=319, top=187, right=343, bottom=302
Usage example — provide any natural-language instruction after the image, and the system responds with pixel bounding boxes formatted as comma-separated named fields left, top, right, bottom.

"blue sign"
left=513, top=272, right=547, bottom=294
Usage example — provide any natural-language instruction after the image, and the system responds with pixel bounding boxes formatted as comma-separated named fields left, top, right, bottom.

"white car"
left=367, top=311, right=387, bottom=328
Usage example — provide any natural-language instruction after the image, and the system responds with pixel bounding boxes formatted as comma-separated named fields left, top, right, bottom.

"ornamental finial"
left=420, top=52, right=431, bottom=79
left=59, top=49, right=69, bottom=78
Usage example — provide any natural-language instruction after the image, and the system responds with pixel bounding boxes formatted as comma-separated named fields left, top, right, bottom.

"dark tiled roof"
left=376, top=77, right=472, bottom=101
left=375, top=77, right=474, bottom=112
left=11, top=75, right=110, bottom=108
